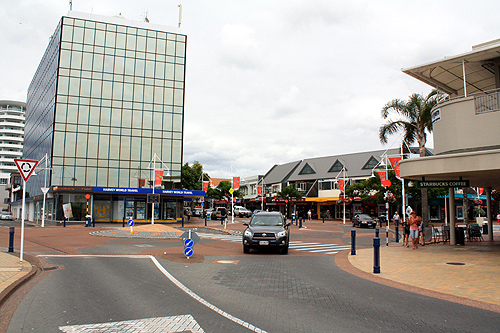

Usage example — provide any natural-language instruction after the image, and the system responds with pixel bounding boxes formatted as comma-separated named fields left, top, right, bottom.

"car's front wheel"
left=243, top=245, right=251, bottom=253
left=280, top=246, right=289, bottom=255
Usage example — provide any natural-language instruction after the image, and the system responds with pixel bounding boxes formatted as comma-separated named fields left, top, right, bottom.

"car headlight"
left=244, top=229, right=252, bottom=237
left=277, top=230, right=287, bottom=238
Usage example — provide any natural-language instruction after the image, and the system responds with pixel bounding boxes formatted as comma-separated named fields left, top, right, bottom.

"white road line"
left=150, top=256, right=267, bottom=333
left=43, top=254, right=267, bottom=333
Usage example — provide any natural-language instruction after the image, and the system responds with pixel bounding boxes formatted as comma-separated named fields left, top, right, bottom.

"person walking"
left=307, top=209, right=312, bottom=221
left=409, top=211, right=421, bottom=250
left=402, top=215, right=410, bottom=247
left=392, top=211, right=400, bottom=227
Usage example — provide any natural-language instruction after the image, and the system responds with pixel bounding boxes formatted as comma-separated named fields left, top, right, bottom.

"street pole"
left=41, top=153, right=49, bottom=228
left=343, top=165, right=346, bottom=225
left=152, top=153, right=156, bottom=225
left=20, top=179, right=26, bottom=262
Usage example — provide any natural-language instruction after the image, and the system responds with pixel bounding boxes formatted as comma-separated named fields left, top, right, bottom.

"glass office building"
left=23, top=12, right=202, bottom=223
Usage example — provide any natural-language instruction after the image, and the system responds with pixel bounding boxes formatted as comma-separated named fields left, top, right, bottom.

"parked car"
left=233, top=206, right=252, bottom=218
left=217, top=207, right=229, bottom=219
left=352, top=213, right=377, bottom=228
left=0, top=211, right=13, bottom=220
left=204, top=208, right=215, bottom=218
left=242, top=211, right=290, bottom=254
left=193, top=207, right=203, bottom=217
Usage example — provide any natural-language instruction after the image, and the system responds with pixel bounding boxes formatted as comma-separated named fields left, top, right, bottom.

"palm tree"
left=379, top=89, right=442, bottom=226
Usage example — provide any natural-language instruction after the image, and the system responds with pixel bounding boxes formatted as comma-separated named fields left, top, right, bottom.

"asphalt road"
left=7, top=248, right=500, bottom=332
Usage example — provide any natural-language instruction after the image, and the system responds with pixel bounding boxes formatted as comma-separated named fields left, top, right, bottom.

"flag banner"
left=233, top=177, right=240, bottom=190
left=339, top=179, right=344, bottom=192
left=202, top=181, right=209, bottom=191
left=377, top=171, right=387, bottom=182
left=155, top=170, right=164, bottom=187
left=139, top=179, right=145, bottom=188
left=257, top=186, right=262, bottom=195
left=389, top=157, right=402, bottom=178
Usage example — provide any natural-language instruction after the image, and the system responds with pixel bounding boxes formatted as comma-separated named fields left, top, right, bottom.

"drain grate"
left=41, top=266, right=59, bottom=271
left=446, top=262, right=466, bottom=266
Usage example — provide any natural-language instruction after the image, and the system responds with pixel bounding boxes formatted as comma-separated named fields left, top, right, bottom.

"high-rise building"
left=0, top=100, right=25, bottom=209
left=20, top=11, right=202, bottom=223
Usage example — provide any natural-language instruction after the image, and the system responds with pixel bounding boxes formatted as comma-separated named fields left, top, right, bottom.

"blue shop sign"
left=93, top=187, right=205, bottom=197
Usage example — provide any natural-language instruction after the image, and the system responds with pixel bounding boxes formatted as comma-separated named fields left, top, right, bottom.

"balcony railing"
left=474, top=88, right=500, bottom=114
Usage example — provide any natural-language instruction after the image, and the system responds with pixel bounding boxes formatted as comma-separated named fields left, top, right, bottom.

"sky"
left=2, top=0, right=500, bottom=180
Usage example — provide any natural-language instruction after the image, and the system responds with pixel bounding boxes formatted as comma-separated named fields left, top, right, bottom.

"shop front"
left=13, top=186, right=205, bottom=224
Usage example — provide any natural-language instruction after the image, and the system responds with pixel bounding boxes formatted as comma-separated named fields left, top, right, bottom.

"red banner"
left=138, top=179, right=145, bottom=188
left=338, top=179, right=344, bottom=192
left=202, top=181, right=209, bottom=191
left=389, top=157, right=402, bottom=178
left=154, top=170, right=164, bottom=187
left=377, top=171, right=387, bottom=182
left=232, top=176, right=240, bottom=190
left=257, top=186, right=262, bottom=195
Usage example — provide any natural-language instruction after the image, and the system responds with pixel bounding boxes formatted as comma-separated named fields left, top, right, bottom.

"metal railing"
left=474, top=88, right=500, bottom=114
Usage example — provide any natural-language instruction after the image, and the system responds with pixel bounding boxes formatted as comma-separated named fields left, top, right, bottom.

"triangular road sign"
left=14, top=159, right=40, bottom=182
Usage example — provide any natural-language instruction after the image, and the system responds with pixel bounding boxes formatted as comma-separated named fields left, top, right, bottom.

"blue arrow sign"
left=184, top=247, right=193, bottom=257
left=184, top=238, right=194, bottom=248
left=128, top=219, right=134, bottom=226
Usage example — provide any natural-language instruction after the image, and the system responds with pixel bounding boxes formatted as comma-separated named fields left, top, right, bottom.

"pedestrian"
left=409, top=211, right=421, bottom=250
left=497, top=213, right=500, bottom=223
left=402, top=215, right=410, bottom=247
left=326, top=209, right=331, bottom=220
left=419, top=217, right=425, bottom=246
left=307, top=209, right=312, bottom=221
left=392, top=211, right=400, bottom=227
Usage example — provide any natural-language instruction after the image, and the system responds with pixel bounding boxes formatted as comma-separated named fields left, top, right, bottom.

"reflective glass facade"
left=25, top=13, right=186, bottom=197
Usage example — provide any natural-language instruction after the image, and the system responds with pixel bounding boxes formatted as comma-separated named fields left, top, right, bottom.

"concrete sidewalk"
left=0, top=251, right=33, bottom=301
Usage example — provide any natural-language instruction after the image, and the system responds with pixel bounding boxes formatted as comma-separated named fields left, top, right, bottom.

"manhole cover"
left=446, top=262, right=466, bottom=266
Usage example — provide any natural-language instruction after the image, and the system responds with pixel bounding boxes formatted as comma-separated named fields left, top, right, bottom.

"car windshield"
left=250, top=215, right=283, bottom=226
left=358, top=214, right=372, bottom=220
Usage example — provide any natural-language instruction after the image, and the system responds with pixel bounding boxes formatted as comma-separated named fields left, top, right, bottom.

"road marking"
left=43, top=254, right=267, bottom=333
left=150, top=256, right=267, bottom=333
left=197, top=233, right=350, bottom=255
left=59, top=314, right=204, bottom=333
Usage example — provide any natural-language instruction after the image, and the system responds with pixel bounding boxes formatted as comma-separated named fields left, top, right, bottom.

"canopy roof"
left=402, top=39, right=500, bottom=97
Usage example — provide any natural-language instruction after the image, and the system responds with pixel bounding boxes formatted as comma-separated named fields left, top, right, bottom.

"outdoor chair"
left=442, top=225, right=450, bottom=243
left=468, top=224, right=483, bottom=242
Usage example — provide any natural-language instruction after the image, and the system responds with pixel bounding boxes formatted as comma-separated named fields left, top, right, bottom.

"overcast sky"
left=2, top=1, right=500, bottom=179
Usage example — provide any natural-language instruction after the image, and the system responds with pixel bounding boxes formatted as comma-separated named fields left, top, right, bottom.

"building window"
left=362, top=156, right=380, bottom=170
left=328, top=160, right=346, bottom=173
left=299, top=163, right=316, bottom=175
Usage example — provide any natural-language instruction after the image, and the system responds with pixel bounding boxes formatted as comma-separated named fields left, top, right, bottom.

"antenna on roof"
left=178, top=4, right=182, bottom=28
left=143, top=10, right=150, bottom=23
left=69, top=0, right=72, bottom=11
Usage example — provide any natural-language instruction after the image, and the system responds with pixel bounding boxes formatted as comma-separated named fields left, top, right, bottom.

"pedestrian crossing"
left=197, top=233, right=351, bottom=255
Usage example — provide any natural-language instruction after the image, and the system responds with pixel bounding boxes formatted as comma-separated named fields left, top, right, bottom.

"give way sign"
left=14, top=159, right=39, bottom=182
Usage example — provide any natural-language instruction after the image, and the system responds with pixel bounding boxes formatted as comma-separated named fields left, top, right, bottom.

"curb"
left=0, top=252, right=39, bottom=308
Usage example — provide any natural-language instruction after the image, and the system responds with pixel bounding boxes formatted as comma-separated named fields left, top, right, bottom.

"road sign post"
left=128, top=219, right=134, bottom=233
left=179, top=229, right=200, bottom=259
left=14, top=159, right=39, bottom=262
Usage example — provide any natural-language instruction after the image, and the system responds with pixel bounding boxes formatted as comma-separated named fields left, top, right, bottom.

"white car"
left=234, top=206, right=252, bottom=218
left=0, top=211, right=13, bottom=220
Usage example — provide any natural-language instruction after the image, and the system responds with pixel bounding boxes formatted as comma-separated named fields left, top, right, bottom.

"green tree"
left=379, top=89, right=442, bottom=226
left=277, top=186, right=303, bottom=200
left=182, top=161, right=209, bottom=190
left=207, top=180, right=243, bottom=200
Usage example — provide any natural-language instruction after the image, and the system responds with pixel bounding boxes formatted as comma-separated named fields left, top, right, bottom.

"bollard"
left=375, top=227, right=379, bottom=238
left=395, top=224, right=399, bottom=243
left=299, top=217, right=302, bottom=228
left=351, top=229, right=356, bottom=255
left=204, top=216, right=207, bottom=227
left=122, top=217, right=126, bottom=228
left=92, top=218, right=95, bottom=228
left=8, top=226, right=15, bottom=253
left=63, top=216, right=66, bottom=227
left=295, top=216, right=298, bottom=226
left=373, top=237, right=380, bottom=274
left=323, top=216, right=325, bottom=223
left=182, top=216, right=185, bottom=228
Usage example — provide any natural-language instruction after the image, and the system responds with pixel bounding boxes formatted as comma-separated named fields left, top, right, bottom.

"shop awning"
left=305, top=197, right=339, bottom=202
